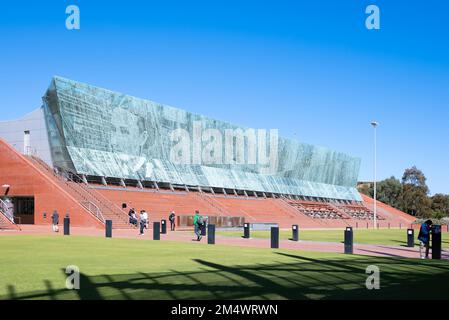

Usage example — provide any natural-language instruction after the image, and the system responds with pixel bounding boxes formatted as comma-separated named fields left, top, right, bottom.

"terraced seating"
left=337, top=203, right=386, bottom=220
left=287, top=200, right=347, bottom=220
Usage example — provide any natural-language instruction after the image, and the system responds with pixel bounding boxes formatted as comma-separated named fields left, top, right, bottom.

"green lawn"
left=217, top=229, right=449, bottom=248
left=0, top=235, right=448, bottom=300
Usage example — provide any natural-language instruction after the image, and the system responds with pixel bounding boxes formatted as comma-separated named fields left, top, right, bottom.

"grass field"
left=216, top=229, right=449, bottom=248
left=1, top=235, right=448, bottom=300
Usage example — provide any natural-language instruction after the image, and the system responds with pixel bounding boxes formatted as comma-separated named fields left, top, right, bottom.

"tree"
left=359, top=177, right=403, bottom=210
left=377, top=177, right=403, bottom=209
left=359, top=166, right=449, bottom=219
left=431, top=194, right=449, bottom=217
left=400, top=166, right=432, bottom=217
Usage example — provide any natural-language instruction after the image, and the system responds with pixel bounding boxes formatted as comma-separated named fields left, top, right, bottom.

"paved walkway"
left=1, top=225, right=448, bottom=260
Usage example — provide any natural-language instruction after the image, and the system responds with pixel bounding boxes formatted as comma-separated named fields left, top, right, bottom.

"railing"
left=0, top=198, right=15, bottom=223
left=197, top=193, right=228, bottom=217
left=80, top=201, right=105, bottom=223
left=65, top=171, right=129, bottom=224
left=29, top=156, right=108, bottom=224
left=51, top=165, right=129, bottom=225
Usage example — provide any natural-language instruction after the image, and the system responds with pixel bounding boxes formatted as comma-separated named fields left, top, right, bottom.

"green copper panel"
left=43, top=76, right=361, bottom=201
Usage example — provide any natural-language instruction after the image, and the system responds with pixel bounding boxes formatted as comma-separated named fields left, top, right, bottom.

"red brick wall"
left=0, top=139, right=102, bottom=228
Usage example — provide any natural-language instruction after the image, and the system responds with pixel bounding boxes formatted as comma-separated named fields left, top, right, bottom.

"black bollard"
left=292, top=225, right=299, bottom=241
left=153, top=222, right=160, bottom=240
left=207, top=224, right=215, bottom=244
left=432, top=225, right=442, bottom=260
left=407, top=229, right=414, bottom=247
left=344, top=227, right=353, bottom=254
left=271, top=227, right=279, bottom=249
left=63, top=217, right=70, bottom=236
left=243, top=223, right=250, bottom=239
left=161, top=219, right=167, bottom=234
left=105, top=220, right=112, bottom=238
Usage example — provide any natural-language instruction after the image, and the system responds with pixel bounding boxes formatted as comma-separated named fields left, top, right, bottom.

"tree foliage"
left=359, top=166, right=447, bottom=219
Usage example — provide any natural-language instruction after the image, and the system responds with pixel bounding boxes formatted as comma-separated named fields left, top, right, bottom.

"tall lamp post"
left=371, top=121, right=379, bottom=229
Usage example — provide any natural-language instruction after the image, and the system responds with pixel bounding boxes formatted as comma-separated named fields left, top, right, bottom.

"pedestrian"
left=131, top=211, right=138, bottom=226
left=193, top=210, right=203, bottom=241
left=51, top=210, right=59, bottom=232
left=418, top=219, right=433, bottom=259
left=139, top=210, right=148, bottom=235
left=128, top=207, right=136, bottom=225
left=169, top=211, right=176, bottom=231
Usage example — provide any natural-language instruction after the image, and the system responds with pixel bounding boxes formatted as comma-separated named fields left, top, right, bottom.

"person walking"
left=139, top=210, right=148, bottom=235
left=193, top=210, right=203, bottom=241
left=169, top=211, right=176, bottom=231
left=51, top=210, right=59, bottom=233
left=418, top=219, right=433, bottom=259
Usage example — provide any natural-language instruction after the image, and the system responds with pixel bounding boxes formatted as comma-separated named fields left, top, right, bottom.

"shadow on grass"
left=3, top=254, right=449, bottom=300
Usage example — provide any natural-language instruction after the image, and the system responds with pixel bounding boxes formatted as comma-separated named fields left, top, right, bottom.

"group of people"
left=128, top=208, right=177, bottom=235
left=127, top=208, right=206, bottom=241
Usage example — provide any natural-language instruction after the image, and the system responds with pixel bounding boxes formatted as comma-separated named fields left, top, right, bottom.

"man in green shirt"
left=193, top=210, right=202, bottom=241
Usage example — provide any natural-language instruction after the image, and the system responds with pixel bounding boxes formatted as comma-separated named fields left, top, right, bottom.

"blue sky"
left=1, top=0, right=448, bottom=194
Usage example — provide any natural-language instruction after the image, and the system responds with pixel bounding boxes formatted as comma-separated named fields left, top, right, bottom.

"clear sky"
left=0, top=0, right=448, bottom=194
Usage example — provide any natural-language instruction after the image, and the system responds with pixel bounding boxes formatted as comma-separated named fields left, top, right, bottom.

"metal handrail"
left=29, top=156, right=107, bottom=224
left=80, top=201, right=105, bottom=223
left=59, top=169, right=129, bottom=223
left=0, top=198, right=15, bottom=224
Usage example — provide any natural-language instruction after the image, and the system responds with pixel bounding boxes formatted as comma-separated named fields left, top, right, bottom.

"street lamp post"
left=371, top=121, right=379, bottom=229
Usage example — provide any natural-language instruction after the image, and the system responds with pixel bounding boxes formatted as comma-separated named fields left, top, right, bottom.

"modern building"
left=0, top=76, right=414, bottom=229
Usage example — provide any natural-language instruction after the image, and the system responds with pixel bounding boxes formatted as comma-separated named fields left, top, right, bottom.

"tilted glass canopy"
left=43, top=76, right=362, bottom=201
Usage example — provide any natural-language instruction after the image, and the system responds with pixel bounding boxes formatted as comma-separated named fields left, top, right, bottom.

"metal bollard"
left=292, top=225, right=299, bottom=241
left=105, top=220, right=112, bottom=238
left=432, top=225, right=442, bottom=260
left=407, top=229, right=414, bottom=247
left=161, top=219, right=167, bottom=234
left=63, top=217, right=70, bottom=236
left=207, top=224, right=215, bottom=244
left=271, top=227, right=279, bottom=249
left=344, top=227, right=353, bottom=254
left=243, top=223, right=250, bottom=239
left=153, top=222, right=160, bottom=240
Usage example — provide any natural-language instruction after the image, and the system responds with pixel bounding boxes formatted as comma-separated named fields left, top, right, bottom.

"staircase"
left=0, top=199, right=18, bottom=230
left=28, top=156, right=133, bottom=229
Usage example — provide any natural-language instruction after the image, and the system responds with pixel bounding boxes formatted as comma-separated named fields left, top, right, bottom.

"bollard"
left=63, top=217, right=70, bottom=236
left=432, top=225, right=442, bottom=260
left=243, top=223, right=250, bottom=239
left=105, top=220, right=112, bottom=238
left=161, top=219, right=167, bottom=234
left=271, top=227, right=279, bottom=249
left=344, top=227, right=353, bottom=254
left=153, top=222, right=160, bottom=240
left=292, top=225, right=299, bottom=241
left=407, top=229, right=414, bottom=247
left=207, top=224, right=215, bottom=244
